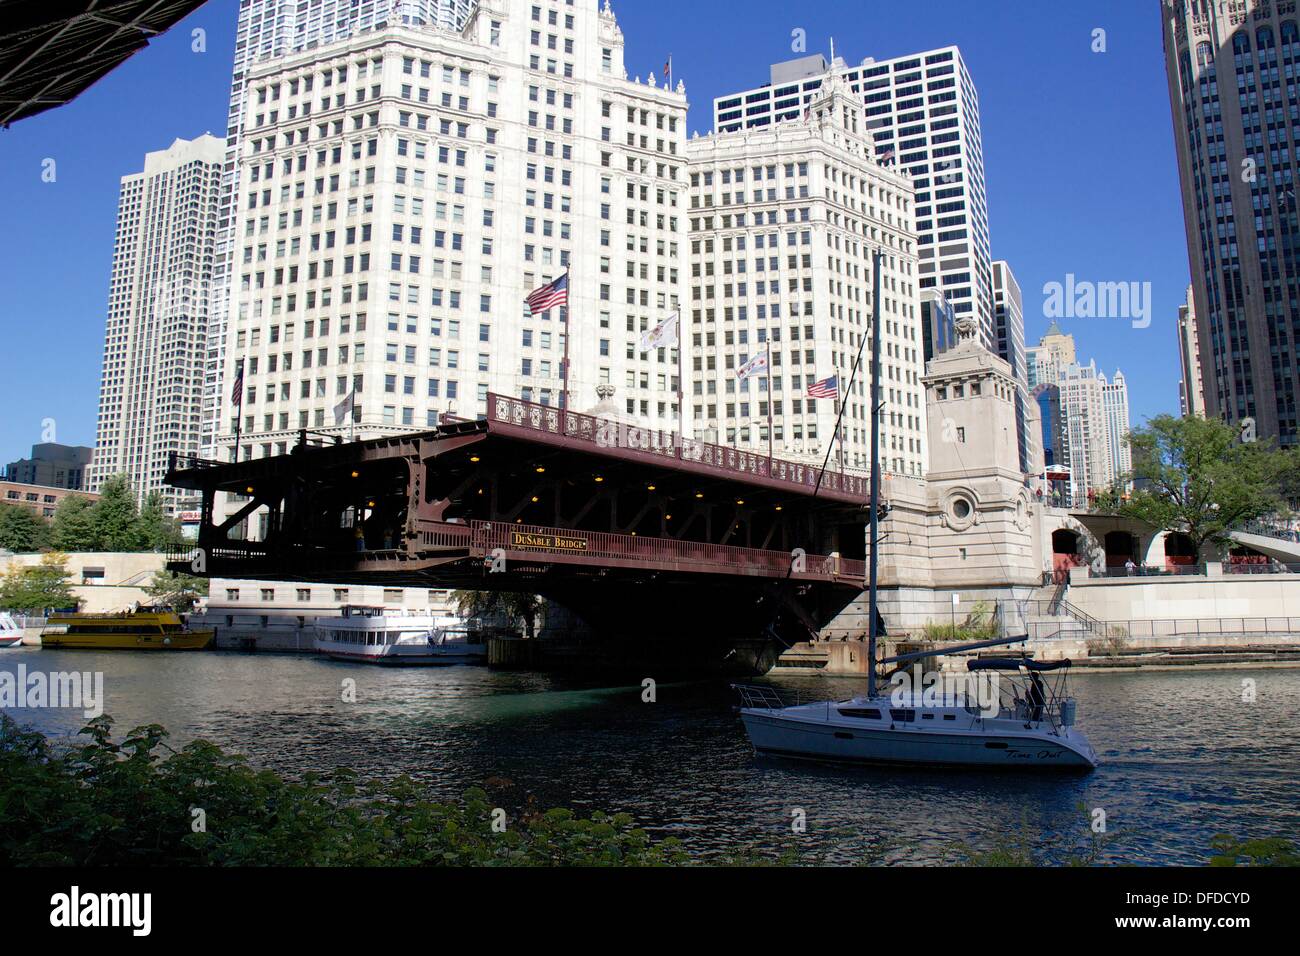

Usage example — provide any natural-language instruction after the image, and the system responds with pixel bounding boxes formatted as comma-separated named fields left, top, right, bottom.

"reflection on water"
left=3, top=645, right=1298, bottom=864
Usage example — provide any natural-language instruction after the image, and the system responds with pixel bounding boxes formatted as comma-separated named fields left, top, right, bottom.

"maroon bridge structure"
left=167, top=394, right=877, bottom=674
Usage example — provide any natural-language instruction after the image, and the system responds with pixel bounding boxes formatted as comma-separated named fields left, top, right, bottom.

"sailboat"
left=733, top=250, right=1099, bottom=771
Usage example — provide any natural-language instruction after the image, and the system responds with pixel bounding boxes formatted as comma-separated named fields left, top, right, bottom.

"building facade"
left=991, top=259, right=1033, bottom=475
left=90, top=135, right=224, bottom=511
left=3, top=443, right=94, bottom=490
left=208, top=0, right=478, bottom=456
left=0, top=481, right=98, bottom=520
left=1162, top=0, right=1300, bottom=446
left=1176, top=283, right=1206, bottom=417
left=686, top=68, right=926, bottom=475
left=219, top=0, right=691, bottom=480
left=713, top=48, right=994, bottom=354
left=1101, top=369, right=1133, bottom=486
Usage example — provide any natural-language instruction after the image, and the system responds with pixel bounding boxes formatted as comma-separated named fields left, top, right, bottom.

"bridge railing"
left=467, top=519, right=865, bottom=582
left=487, top=392, right=875, bottom=501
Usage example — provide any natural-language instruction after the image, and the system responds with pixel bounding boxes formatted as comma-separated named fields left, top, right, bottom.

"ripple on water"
left=2, top=648, right=1298, bottom=864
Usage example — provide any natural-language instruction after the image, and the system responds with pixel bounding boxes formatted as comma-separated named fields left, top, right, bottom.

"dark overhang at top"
left=0, top=0, right=209, bottom=127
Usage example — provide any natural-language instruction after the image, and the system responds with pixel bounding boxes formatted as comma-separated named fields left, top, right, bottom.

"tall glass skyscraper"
left=1163, top=0, right=1300, bottom=447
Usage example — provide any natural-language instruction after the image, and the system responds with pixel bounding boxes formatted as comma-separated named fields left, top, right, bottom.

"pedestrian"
left=1124, top=558, right=1136, bottom=576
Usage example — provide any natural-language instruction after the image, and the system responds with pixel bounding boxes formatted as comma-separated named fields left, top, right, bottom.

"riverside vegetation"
left=0, top=714, right=1291, bottom=867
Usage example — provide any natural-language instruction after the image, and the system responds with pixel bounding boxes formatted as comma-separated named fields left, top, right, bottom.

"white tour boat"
left=734, top=651, right=1098, bottom=770
left=0, top=612, right=24, bottom=648
left=314, top=606, right=486, bottom=665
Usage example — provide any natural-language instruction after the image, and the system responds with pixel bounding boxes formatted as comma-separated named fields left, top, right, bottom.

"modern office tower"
left=90, top=135, right=224, bottom=511
left=686, top=69, right=926, bottom=476
left=221, top=0, right=690, bottom=469
left=713, top=47, right=994, bottom=353
left=1176, top=284, right=1206, bottom=417
left=3, top=443, right=94, bottom=490
left=991, top=259, right=1033, bottom=474
left=1162, top=1, right=1300, bottom=446
left=207, top=0, right=477, bottom=456
left=1034, top=383, right=1070, bottom=504
left=1026, top=320, right=1076, bottom=389
left=1101, top=369, right=1133, bottom=484
left=920, top=287, right=956, bottom=363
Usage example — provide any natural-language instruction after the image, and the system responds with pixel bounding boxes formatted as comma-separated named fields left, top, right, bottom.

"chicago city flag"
left=639, top=312, right=679, bottom=352
left=736, top=348, right=769, bottom=381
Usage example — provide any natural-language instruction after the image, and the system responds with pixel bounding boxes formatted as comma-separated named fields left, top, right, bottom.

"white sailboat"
left=733, top=249, right=1099, bottom=771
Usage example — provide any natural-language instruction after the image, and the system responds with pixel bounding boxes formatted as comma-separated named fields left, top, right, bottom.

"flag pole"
left=562, top=267, right=571, bottom=412
left=676, top=311, right=685, bottom=442
left=766, top=345, right=774, bottom=464
left=867, top=248, right=883, bottom=699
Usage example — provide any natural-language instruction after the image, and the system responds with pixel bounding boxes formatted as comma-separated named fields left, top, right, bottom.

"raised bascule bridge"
left=167, top=394, right=874, bottom=674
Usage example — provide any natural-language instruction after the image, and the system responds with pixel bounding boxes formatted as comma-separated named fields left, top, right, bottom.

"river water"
left=3, top=646, right=1298, bottom=864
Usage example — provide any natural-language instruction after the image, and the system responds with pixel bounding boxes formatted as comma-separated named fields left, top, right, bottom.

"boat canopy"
left=967, top=657, right=1073, bottom=672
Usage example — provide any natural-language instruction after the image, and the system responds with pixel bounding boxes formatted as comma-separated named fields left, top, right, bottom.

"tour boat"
left=734, top=653, right=1098, bottom=770
left=313, top=606, right=486, bottom=665
left=0, top=612, right=24, bottom=648
left=41, top=608, right=214, bottom=650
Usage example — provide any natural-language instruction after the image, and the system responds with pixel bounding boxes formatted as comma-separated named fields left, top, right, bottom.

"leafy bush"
left=0, top=714, right=685, bottom=867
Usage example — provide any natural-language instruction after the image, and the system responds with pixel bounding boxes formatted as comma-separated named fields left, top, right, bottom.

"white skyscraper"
left=90, top=134, right=224, bottom=510
left=686, top=67, right=926, bottom=476
left=207, top=0, right=477, bottom=455
left=713, top=47, right=994, bottom=353
left=220, top=0, right=690, bottom=476
left=1176, top=284, right=1205, bottom=418
left=1101, top=369, right=1132, bottom=487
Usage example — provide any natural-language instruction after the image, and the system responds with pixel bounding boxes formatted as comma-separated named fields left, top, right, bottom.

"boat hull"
left=41, top=630, right=214, bottom=651
left=740, top=710, right=1097, bottom=770
left=318, top=645, right=486, bottom=666
left=0, top=636, right=24, bottom=649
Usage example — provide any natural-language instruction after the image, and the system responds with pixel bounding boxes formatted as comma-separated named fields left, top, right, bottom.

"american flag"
left=807, top=375, right=839, bottom=399
left=526, top=273, right=569, bottom=314
left=878, top=147, right=895, bottom=165
left=230, top=366, right=245, bottom=406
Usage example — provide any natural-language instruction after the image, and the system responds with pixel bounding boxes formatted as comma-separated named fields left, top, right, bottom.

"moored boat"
left=41, top=608, right=214, bottom=650
left=0, top=612, right=24, bottom=648
left=735, top=654, right=1098, bottom=770
left=313, top=606, right=486, bottom=665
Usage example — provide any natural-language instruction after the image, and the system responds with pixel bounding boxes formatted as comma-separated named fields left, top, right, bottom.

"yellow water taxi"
left=42, top=608, right=214, bottom=650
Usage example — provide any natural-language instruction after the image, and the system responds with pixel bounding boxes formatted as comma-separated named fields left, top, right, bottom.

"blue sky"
left=0, top=0, right=1186, bottom=466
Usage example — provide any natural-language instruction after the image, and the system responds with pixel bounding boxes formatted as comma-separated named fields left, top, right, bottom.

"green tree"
left=1118, top=414, right=1297, bottom=555
left=91, top=475, right=142, bottom=552
left=144, top=569, right=208, bottom=611
left=49, top=494, right=98, bottom=552
left=0, top=502, right=49, bottom=553
left=0, top=552, right=77, bottom=612
left=136, top=491, right=184, bottom=551
left=453, top=590, right=544, bottom=639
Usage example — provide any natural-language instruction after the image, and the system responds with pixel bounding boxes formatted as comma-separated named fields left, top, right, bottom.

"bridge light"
left=469, top=455, right=480, bottom=463
left=665, top=514, right=672, bottom=521
left=515, top=518, right=523, bottom=524
left=531, top=496, right=539, bottom=503
left=631, top=531, right=637, bottom=536
left=775, top=505, right=784, bottom=512
left=695, top=492, right=704, bottom=499
left=535, top=466, right=545, bottom=473
left=245, top=485, right=255, bottom=494
left=477, top=488, right=484, bottom=495
left=647, top=484, right=656, bottom=491
left=350, top=470, right=359, bottom=478
left=594, top=475, right=604, bottom=483
left=736, top=499, right=745, bottom=506
left=367, top=500, right=376, bottom=508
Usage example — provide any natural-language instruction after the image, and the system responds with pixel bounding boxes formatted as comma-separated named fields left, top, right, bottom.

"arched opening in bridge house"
left=1103, top=530, right=1137, bottom=571
left=1164, top=531, right=1198, bottom=570
left=1050, top=528, right=1083, bottom=583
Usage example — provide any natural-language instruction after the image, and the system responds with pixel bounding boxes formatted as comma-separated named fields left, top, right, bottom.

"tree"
left=136, top=492, right=184, bottom=551
left=453, top=590, right=544, bottom=639
left=49, top=494, right=98, bottom=552
left=144, top=569, right=208, bottom=611
left=1119, top=414, right=1298, bottom=555
left=0, top=552, right=77, bottom=612
left=90, top=475, right=142, bottom=552
left=0, top=503, right=49, bottom=553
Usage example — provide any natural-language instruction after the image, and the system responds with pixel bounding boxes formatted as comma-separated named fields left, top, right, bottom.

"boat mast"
left=868, top=248, right=882, bottom=699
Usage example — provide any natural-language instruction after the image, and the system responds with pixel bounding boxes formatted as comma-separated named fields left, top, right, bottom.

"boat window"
left=921, top=713, right=934, bottom=719
left=837, top=708, right=881, bottom=719
left=942, top=714, right=956, bottom=721
left=889, top=709, right=915, bottom=723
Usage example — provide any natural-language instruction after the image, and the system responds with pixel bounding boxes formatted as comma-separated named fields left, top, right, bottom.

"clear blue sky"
left=0, top=0, right=1186, bottom=466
